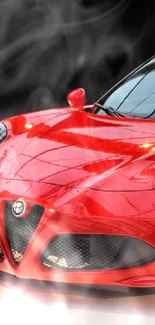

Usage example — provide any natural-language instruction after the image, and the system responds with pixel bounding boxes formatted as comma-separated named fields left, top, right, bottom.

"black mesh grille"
left=41, top=235, right=155, bottom=271
left=5, top=201, right=45, bottom=264
left=41, top=235, right=125, bottom=270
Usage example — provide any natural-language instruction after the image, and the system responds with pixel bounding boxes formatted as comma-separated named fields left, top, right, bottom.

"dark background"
left=0, top=0, right=154, bottom=118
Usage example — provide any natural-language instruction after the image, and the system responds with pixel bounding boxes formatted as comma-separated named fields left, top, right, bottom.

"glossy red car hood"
left=1, top=107, right=155, bottom=193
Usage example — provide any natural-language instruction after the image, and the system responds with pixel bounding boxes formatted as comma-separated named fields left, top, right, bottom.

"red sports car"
left=0, top=55, right=155, bottom=289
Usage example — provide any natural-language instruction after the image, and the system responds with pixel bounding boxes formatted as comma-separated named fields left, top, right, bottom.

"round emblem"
left=12, top=199, right=26, bottom=217
left=0, top=122, right=7, bottom=143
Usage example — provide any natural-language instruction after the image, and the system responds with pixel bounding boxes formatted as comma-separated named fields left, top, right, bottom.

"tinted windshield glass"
left=97, top=57, right=155, bottom=119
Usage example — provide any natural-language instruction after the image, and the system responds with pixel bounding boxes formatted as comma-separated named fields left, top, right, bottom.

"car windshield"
left=96, top=57, right=155, bottom=119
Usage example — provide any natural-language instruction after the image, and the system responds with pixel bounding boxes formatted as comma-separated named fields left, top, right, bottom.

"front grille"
left=41, top=234, right=155, bottom=271
left=5, top=201, right=45, bottom=264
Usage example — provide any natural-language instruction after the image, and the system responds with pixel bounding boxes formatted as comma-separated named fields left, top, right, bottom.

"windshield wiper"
left=94, top=103, right=125, bottom=117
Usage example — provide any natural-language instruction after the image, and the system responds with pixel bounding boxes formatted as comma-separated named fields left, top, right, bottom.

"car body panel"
left=2, top=107, right=155, bottom=192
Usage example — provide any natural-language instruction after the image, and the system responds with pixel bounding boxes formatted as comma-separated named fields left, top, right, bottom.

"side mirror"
left=67, top=88, right=86, bottom=109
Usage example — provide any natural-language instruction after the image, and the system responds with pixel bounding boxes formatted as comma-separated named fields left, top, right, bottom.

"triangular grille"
left=5, top=201, right=44, bottom=264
